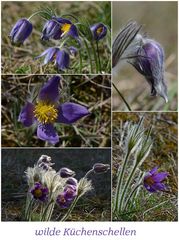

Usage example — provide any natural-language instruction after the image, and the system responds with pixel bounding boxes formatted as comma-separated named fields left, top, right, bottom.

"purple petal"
left=152, top=172, right=168, bottom=182
left=68, top=24, right=79, bottom=38
left=56, top=17, right=72, bottom=24
left=18, top=101, right=35, bottom=127
left=35, top=48, right=53, bottom=60
left=37, top=124, right=59, bottom=144
left=144, top=183, right=157, bottom=193
left=56, top=50, right=70, bottom=70
left=57, top=102, right=90, bottom=124
left=39, top=75, right=60, bottom=102
left=43, top=48, right=59, bottom=65
left=149, top=167, right=158, bottom=175
left=152, top=182, right=166, bottom=191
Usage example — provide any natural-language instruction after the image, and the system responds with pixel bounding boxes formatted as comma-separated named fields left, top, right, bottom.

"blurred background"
left=112, top=112, right=178, bottom=221
left=2, top=74, right=111, bottom=147
left=2, top=1, right=111, bottom=74
left=1, top=148, right=111, bottom=221
left=112, top=1, right=177, bottom=111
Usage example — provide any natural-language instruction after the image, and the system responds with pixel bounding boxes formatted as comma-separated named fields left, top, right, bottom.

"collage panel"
left=112, top=112, right=178, bottom=221
left=1, top=1, right=111, bottom=74
left=2, top=74, right=111, bottom=147
left=1, top=148, right=111, bottom=221
left=112, top=1, right=177, bottom=111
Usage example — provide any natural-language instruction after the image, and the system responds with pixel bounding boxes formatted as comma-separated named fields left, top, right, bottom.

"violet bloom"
left=18, top=76, right=90, bottom=144
left=41, top=18, right=62, bottom=40
left=9, top=18, right=33, bottom=45
left=129, top=38, right=168, bottom=102
left=144, top=167, right=168, bottom=192
left=66, top=177, right=78, bottom=186
left=41, top=17, right=79, bottom=40
left=69, top=46, right=78, bottom=57
left=93, top=163, right=110, bottom=174
left=30, top=182, right=49, bottom=201
left=56, top=185, right=77, bottom=208
left=90, top=23, right=107, bottom=41
left=35, top=47, right=70, bottom=71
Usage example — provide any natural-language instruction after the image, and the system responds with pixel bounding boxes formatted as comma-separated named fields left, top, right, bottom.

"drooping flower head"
left=30, top=182, right=49, bottom=201
left=66, top=177, right=78, bottom=186
left=56, top=184, right=77, bottom=208
left=41, top=17, right=79, bottom=41
left=144, top=167, right=168, bottom=192
left=18, top=76, right=90, bottom=144
left=58, top=167, right=75, bottom=178
left=129, top=38, right=168, bottom=102
left=92, top=163, right=110, bottom=174
left=9, top=18, right=33, bottom=46
left=90, top=23, right=107, bottom=41
left=35, top=47, right=70, bottom=71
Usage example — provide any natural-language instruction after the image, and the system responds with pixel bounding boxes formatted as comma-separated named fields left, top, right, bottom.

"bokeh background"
left=112, top=112, right=178, bottom=221
left=2, top=74, right=111, bottom=147
left=1, top=1, right=111, bottom=74
left=112, top=1, right=177, bottom=111
left=1, top=148, right=111, bottom=221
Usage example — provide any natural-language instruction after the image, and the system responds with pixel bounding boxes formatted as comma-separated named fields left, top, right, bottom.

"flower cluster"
left=112, top=21, right=168, bottom=102
left=25, top=155, right=110, bottom=221
left=9, top=10, right=108, bottom=73
left=18, top=75, right=90, bottom=144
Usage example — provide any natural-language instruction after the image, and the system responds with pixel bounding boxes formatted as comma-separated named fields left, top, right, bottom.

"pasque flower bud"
left=58, top=167, right=75, bottom=178
left=92, top=163, right=110, bottom=174
left=9, top=18, right=33, bottom=45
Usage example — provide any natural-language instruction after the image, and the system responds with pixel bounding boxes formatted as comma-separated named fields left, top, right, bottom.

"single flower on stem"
left=90, top=23, right=107, bottom=41
left=30, top=182, right=49, bottom=201
left=144, top=167, right=168, bottom=192
left=35, top=47, right=70, bottom=71
left=9, top=18, right=33, bottom=45
left=18, top=75, right=90, bottom=144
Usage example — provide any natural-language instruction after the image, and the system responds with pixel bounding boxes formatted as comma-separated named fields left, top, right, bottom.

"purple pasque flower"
left=66, top=177, right=78, bottom=186
left=144, top=167, right=168, bottom=193
left=129, top=38, right=168, bottom=102
left=35, top=47, right=70, bottom=71
left=9, top=18, right=33, bottom=46
left=92, top=163, right=110, bottom=174
left=90, top=23, right=107, bottom=41
left=59, top=167, right=75, bottom=178
left=18, top=76, right=90, bottom=144
left=41, top=18, right=62, bottom=40
left=30, top=182, right=49, bottom=201
left=41, top=17, right=79, bottom=41
left=69, top=46, right=78, bottom=57
left=56, top=185, right=77, bottom=208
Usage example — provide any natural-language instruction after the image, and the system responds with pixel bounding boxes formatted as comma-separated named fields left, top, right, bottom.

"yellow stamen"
left=61, top=23, right=71, bottom=34
left=34, top=189, right=43, bottom=198
left=34, top=101, right=58, bottom=124
left=97, top=26, right=103, bottom=35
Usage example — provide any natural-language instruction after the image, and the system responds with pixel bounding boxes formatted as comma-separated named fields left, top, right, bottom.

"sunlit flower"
left=144, top=167, right=168, bottom=192
left=35, top=47, right=70, bottom=71
left=9, top=18, right=33, bottom=45
left=90, top=23, right=107, bottom=41
left=30, top=182, right=49, bottom=201
left=59, top=167, right=75, bottom=178
left=18, top=76, right=90, bottom=144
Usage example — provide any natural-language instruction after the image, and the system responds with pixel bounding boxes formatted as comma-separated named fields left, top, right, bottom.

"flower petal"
left=149, top=167, right=158, bottom=175
left=56, top=50, right=70, bottom=70
left=152, top=182, right=166, bottom=191
left=18, top=101, right=35, bottom=127
left=68, top=24, right=79, bottom=38
left=37, top=124, right=59, bottom=144
left=152, top=172, right=168, bottom=182
left=39, top=75, right=60, bottom=102
left=57, top=102, right=90, bottom=124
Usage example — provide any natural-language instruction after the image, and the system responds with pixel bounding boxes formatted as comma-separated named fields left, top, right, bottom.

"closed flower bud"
left=9, top=18, right=33, bottom=46
left=41, top=17, right=61, bottom=40
left=66, top=177, right=78, bottom=186
left=58, top=167, right=75, bottom=178
left=92, top=163, right=110, bottom=174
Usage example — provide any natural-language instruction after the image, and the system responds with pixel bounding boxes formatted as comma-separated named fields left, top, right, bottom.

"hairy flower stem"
left=25, top=197, right=34, bottom=221
left=119, top=163, right=138, bottom=212
left=90, top=41, right=99, bottom=73
left=84, top=169, right=94, bottom=178
left=124, top=183, right=142, bottom=211
left=28, top=10, right=52, bottom=21
left=96, top=41, right=102, bottom=73
left=79, top=50, right=83, bottom=73
left=83, top=39, right=93, bottom=73
left=41, top=200, right=54, bottom=221
left=60, top=196, right=80, bottom=221
left=112, top=83, right=132, bottom=111
left=114, top=150, right=131, bottom=212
